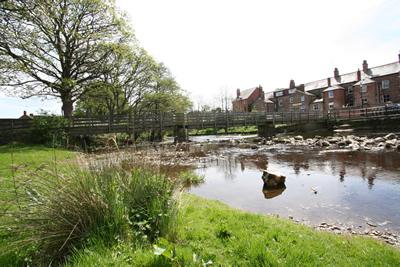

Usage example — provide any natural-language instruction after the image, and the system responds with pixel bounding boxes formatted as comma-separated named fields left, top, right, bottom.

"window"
left=289, top=97, right=294, bottom=103
left=329, top=102, right=334, bottom=110
left=361, top=84, right=367, bottom=93
left=313, top=104, right=319, bottom=111
left=382, top=80, right=390, bottom=89
left=300, top=95, right=305, bottom=102
left=275, top=91, right=283, bottom=97
left=328, top=91, right=334, bottom=98
left=289, top=89, right=296, bottom=94
left=362, top=98, right=368, bottom=105
left=347, top=86, right=353, bottom=94
left=300, top=105, right=305, bottom=112
left=278, top=99, right=282, bottom=106
left=383, top=95, right=390, bottom=102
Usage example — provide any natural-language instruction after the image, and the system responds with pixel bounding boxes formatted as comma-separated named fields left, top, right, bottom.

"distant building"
left=273, top=80, right=316, bottom=113
left=19, top=111, right=33, bottom=120
left=232, top=85, right=266, bottom=112
left=271, top=52, right=400, bottom=113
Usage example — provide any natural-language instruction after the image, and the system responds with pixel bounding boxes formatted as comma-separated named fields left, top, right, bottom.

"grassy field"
left=69, top=194, right=400, bottom=266
left=0, top=144, right=75, bottom=178
left=1, top=145, right=400, bottom=266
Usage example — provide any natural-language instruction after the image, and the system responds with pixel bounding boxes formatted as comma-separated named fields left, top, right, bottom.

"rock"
left=328, top=137, right=341, bottom=144
left=337, top=141, right=346, bottom=147
left=262, top=170, right=286, bottom=188
left=321, top=140, right=330, bottom=147
left=374, top=137, right=384, bottom=143
left=385, top=142, right=393, bottom=149
left=294, top=135, right=303, bottom=141
left=384, top=133, right=398, bottom=140
left=364, top=139, right=375, bottom=146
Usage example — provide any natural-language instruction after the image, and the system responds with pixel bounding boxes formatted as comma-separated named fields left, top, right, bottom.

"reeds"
left=0, top=164, right=178, bottom=265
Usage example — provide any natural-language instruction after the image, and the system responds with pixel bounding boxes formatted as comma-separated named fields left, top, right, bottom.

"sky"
left=1, top=0, right=399, bottom=117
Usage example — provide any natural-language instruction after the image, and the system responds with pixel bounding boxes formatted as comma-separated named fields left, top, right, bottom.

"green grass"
left=1, top=145, right=400, bottom=266
left=69, top=194, right=400, bottom=266
left=0, top=144, right=75, bottom=178
left=189, top=126, right=257, bottom=136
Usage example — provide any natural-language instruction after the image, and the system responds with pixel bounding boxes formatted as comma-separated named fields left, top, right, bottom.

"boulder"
left=374, top=137, right=385, bottom=143
left=384, top=133, right=398, bottom=140
left=294, top=135, right=304, bottom=141
left=321, top=140, right=330, bottom=147
left=262, top=170, right=286, bottom=188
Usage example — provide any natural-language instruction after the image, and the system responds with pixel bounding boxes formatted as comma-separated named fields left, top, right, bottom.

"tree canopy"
left=0, top=0, right=129, bottom=117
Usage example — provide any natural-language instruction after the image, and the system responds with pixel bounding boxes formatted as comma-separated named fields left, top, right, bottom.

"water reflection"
left=190, top=148, right=400, bottom=232
left=262, top=184, right=286, bottom=199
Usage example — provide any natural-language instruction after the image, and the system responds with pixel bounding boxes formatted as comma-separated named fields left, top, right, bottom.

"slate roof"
left=323, top=85, right=345, bottom=92
left=304, top=61, right=400, bottom=92
left=238, top=87, right=258, bottom=99
left=312, top=98, right=323, bottom=103
left=353, top=76, right=375, bottom=86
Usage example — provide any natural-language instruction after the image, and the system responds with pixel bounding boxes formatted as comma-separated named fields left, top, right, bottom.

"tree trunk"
left=62, top=99, right=74, bottom=118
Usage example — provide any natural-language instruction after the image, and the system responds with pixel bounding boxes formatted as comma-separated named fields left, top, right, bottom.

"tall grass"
left=0, top=165, right=178, bottom=265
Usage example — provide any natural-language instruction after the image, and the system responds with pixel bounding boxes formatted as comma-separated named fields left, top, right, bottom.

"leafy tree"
left=74, top=44, right=157, bottom=117
left=138, top=64, right=192, bottom=114
left=0, top=0, right=128, bottom=118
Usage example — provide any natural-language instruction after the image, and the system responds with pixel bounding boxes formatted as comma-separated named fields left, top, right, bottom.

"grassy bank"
left=1, top=146, right=400, bottom=266
left=189, top=126, right=257, bottom=136
left=69, top=194, right=400, bottom=266
left=0, top=144, right=75, bottom=178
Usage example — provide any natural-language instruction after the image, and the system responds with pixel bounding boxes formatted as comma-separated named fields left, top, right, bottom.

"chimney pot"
left=357, top=69, right=361, bottom=81
left=327, top=77, right=331, bottom=87
left=334, top=68, right=339, bottom=78
left=289, top=79, right=295, bottom=89
left=362, top=60, right=368, bottom=72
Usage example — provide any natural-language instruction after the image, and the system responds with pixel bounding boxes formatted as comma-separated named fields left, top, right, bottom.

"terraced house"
left=271, top=52, right=400, bottom=113
left=232, top=85, right=275, bottom=112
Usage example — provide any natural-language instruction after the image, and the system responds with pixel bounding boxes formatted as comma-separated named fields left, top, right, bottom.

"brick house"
left=272, top=52, right=400, bottom=113
left=252, top=98, right=275, bottom=112
left=232, top=85, right=266, bottom=112
left=273, top=80, right=316, bottom=112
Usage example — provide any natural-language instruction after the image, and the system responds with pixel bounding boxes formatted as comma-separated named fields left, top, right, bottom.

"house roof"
left=312, top=98, right=323, bottom=103
left=304, top=61, right=400, bottom=92
left=323, top=85, right=345, bottom=92
left=238, top=87, right=258, bottom=99
left=353, top=76, right=375, bottom=86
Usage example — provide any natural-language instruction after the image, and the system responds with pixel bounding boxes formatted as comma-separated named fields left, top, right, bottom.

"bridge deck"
left=1, top=107, right=399, bottom=136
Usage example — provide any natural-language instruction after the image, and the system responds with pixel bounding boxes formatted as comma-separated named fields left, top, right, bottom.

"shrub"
left=0, top=166, right=178, bottom=265
left=30, top=115, right=68, bottom=146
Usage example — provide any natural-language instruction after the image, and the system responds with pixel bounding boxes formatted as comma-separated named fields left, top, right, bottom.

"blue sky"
left=1, top=0, right=399, bottom=117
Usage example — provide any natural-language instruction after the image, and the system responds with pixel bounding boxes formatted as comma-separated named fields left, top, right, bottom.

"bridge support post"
left=257, top=122, right=276, bottom=138
left=174, top=126, right=188, bottom=143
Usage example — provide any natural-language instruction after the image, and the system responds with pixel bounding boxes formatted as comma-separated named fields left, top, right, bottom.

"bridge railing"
left=329, top=105, right=400, bottom=120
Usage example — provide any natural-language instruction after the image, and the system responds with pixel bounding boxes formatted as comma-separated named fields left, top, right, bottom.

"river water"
left=189, top=144, right=400, bottom=233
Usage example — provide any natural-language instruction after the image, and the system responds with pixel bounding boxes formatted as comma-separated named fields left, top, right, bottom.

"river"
left=187, top=137, right=400, bottom=234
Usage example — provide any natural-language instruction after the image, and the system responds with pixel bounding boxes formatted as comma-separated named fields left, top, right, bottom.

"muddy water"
left=190, top=147, right=400, bottom=232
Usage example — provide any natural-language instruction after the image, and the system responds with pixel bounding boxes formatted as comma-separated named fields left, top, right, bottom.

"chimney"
left=289, top=79, right=295, bottom=89
left=23, top=111, right=27, bottom=116
left=362, top=60, right=368, bottom=73
left=398, top=51, right=400, bottom=63
left=357, top=69, right=361, bottom=81
left=236, top=88, right=240, bottom=98
left=327, top=77, right=331, bottom=87
left=334, top=68, right=339, bottom=79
